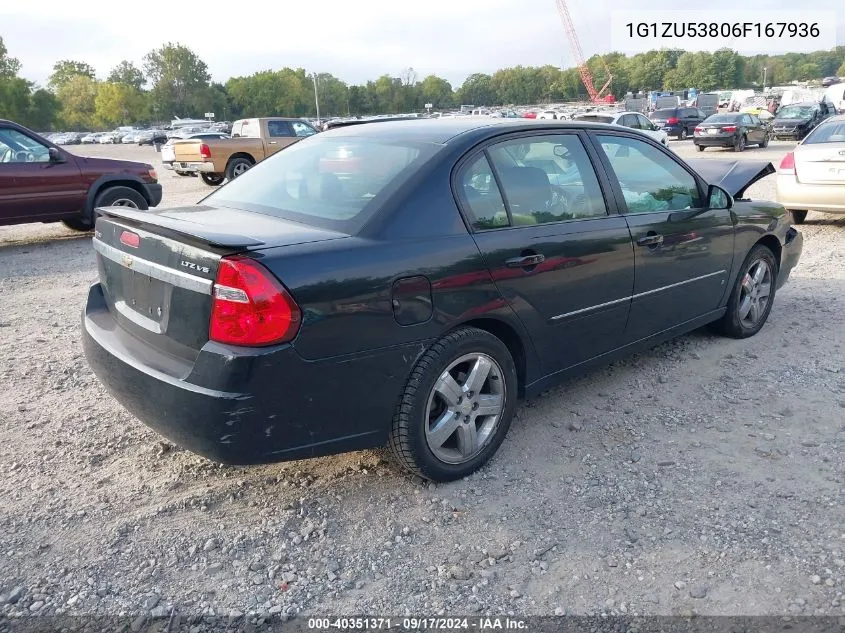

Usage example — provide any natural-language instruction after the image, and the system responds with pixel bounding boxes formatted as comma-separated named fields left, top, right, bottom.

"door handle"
left=505, top=254, right=545, bottom=268
left=268, top=141, right=278, bottom=144
left=637, top=233, right=664, bottom=247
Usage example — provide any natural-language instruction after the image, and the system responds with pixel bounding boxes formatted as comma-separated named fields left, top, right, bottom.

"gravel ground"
left=0, top=139, right=843, bottom=622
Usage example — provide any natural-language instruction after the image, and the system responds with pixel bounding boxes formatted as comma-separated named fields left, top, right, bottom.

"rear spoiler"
left=324, top=117, right=420, bottom=130
left=95, top=206, right=266, bottom=249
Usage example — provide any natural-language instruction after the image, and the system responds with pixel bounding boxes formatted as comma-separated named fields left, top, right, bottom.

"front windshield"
left=778, top=106, right=815, bottom=120
left=203, top=134, right=441, bottom=233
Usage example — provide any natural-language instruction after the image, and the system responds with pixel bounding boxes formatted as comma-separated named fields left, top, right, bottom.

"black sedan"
left=81, top=119, right=803, bottom=481
left=694, top=113, right=769, bottom=152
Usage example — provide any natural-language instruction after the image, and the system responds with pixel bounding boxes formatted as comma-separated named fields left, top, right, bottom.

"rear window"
left=651, top=109, right=676, bottom=118
left=574, top=115, right=615, bottom=124
left=705, top=114, right=741, bottom=123
left=802, top=120, right=845, bottom=144
left=202, top=136, right=440, bottom=233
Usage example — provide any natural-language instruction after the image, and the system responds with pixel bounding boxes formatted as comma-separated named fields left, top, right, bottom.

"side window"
left=620, top=114, right=639, bottom=129
left=596, top=134, right=701, bottom=213
left=0, top=129, right=51, bottom=163
left=487, top=134, right=607, bottom=224
left=266, top=121, right=292, bottom=137
left=459, top=154, right=508, bottom=231
left=742, top=115, right=753, bottom=125
left=291, top=121, right=317, bottom=137
left=636, top=114, right=652, bottom=129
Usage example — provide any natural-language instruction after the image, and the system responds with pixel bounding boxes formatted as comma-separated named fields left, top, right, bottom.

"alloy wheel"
left=738, top=260, right=772, bottom=328
left=424, top=353, right=506, bottom=465
left=110, top=199, right=139, bottom=208
left=232, top=162, right=250, bottom=177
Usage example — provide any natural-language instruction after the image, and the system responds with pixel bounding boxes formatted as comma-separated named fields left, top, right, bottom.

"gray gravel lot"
left=0, top=138, right=843, bottom=621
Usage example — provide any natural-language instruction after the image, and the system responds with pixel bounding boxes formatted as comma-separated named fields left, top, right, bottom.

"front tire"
left=388, top=327, right=518, bottom=482
left=760, top=133, right=769, bottom=148
left=713, top=244, right=777, bottom=339
left=201, top=173, right=225, bottom=186
left=225, top=157, right=253, bottom=181
left=94, top=186, right=148, bottom=210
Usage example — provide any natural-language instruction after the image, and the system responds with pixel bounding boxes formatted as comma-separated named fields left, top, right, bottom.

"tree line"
left=1, top=36, right=843, bottom=132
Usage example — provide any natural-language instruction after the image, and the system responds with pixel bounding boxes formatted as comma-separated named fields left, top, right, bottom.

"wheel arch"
left=227, top=152, right=256, bottom=167
left=452, top=316, right=533, bottom=398
left=84, top=175, right=151, bottom=220
left=755, top=234, right=782, bottom=271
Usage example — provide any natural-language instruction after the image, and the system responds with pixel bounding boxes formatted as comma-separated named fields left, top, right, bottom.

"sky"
left=2, top=0, right=842, bottom=89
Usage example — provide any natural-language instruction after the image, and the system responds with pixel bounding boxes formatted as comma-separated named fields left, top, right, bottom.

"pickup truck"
left=170, top=117, right=319, bottom=186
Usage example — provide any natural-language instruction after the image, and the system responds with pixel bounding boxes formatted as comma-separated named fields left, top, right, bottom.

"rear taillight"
left=199, top=143, right=211, bottom=159
left=694, top=127, right=703, bottom=133
left=209, top=256, right=301, bottom=347
left=722, top=126, right=737, bottom=133
left=778, top=152, right=795, bottom=174
left=666, top=117, right=679, bottom=124
left=120, top=230, right=140, bottom=248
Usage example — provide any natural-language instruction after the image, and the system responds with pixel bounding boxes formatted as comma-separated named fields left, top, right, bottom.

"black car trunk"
left=92, top=205, right=347, bottom=365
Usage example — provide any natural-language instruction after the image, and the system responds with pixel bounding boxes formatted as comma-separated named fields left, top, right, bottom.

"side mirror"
left=707, top=184, right=732, bottom=210
left=48, top=147, right=65, bottom=163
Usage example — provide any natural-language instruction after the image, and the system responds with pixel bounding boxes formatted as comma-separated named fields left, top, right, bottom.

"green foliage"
left=48, top=60, right=96, bottom=92
left=107, top=61, right=145, bottom=90
left=0, top=36, right=21, bottom=79
left=95, top=82, right=146, bottom=127
left=143, top=43, right=211, bottom=119
left=57, top=75, right=98, bottom=129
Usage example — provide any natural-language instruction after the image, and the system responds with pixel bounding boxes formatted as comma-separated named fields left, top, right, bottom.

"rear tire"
left=388, top=326, right=518, bottom=482
left=696, top=144, right=705, bottom=152
left=62, top=217, right=93, bottom=231
left=94, top=186, right=148, bottom=210
left=760, top=133, right=769, bottom=148
left=713, top=244, right=777, bottom=339
left=225, top=157, right=253, bottom=181
left=733, top=134, right=746, bottom=152
left=790, top=210, right=807, bottom=224
left=201, top=173, right=225, bottom=186
left=680, top=128, right=688, bottom=140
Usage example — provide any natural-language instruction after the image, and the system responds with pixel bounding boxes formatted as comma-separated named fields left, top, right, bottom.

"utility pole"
left=762, top=67, right=767, bottom=89
left=312, top=73, right=320, bottom=122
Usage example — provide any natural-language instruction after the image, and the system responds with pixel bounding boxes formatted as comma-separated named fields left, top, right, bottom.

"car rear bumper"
left=694, top=136, right=735, bottom=147
left=81, top=282, right=416, bottom=465
left=776, top=175, right=845, bottom=213
left=171, top=162, right=216, bottom=173
left=144, top=183, right=163, bottom=207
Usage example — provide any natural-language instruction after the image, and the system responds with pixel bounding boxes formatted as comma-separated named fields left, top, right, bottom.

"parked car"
left=694, top=113, right=770, bottom=152
left=572, top=111, right=668, bottom=145
left=649, top=107, right=707, bottom=140
left=771, top=102, right=835, bottom=141
left=169, top=117, right=319, bottom=186
left=98, top=131, right=122, bottom=144
left=537, top=110, right=559, bottom=120
left=121, top=133, right=137, bottom=144
left=161, top=132, right=230, bottom=176
left=81, top=118, right=802, bottom=481
left=81, top=132, right=100, bottom=144
left=135, top=129, right=169, bottom=146
left=0, top=120, right=162, bottom=231
left=776, top=114, right=845, bottom=224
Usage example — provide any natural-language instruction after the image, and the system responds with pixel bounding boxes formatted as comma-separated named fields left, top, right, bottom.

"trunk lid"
left=92, top=205, right=348, bottom=362
left=794, top=145, right=845, bottom=184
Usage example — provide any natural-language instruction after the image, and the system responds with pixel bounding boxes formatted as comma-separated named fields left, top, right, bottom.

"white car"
left=572, top=111, right=669, bottom=145
left=537, top=110, right=560, bottom=120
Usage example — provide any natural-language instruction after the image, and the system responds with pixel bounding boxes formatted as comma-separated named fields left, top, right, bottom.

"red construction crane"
left=555, top=0, right=615, bottom=103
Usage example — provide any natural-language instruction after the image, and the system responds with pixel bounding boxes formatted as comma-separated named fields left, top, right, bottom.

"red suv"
left=0, top=120, right=162, bottom=231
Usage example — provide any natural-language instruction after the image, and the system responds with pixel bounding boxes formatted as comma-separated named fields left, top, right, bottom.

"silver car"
left=776, top=114, right=845, bottom=224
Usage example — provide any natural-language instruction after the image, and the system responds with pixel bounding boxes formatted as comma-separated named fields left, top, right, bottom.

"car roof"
left=318, top=118, right=636, bottom=144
